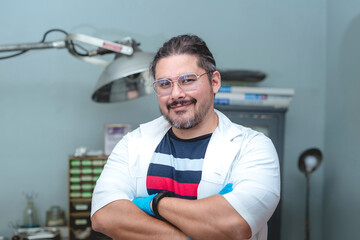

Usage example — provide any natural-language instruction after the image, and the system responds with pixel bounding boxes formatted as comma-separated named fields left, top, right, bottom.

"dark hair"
left=150, top=34, right=216, bottom=80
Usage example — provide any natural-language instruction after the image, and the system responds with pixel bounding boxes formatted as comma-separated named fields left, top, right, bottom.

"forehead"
left=155, top=54, right=201, bottom=79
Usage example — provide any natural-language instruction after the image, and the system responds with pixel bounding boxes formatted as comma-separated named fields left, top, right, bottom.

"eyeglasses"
left=152, top=72, right=211, bottom=96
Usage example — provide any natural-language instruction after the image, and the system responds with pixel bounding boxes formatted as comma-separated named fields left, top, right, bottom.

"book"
left=215, top=86, right=294, bottom=108
left=214, top=97, right=292, bottom=108
left=218, top=86, right=295, bottom=96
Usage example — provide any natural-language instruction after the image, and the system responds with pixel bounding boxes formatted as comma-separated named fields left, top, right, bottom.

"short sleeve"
left=91, top=133, right=136, bottom=217
left=223, top=133, right=280, bottom=235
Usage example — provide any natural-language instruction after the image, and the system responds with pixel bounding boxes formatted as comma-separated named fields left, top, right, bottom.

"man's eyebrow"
left=156, top=73, right=194, bottom=81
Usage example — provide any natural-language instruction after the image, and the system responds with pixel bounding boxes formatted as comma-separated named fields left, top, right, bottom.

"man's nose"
left=170, top=81, right=185, bottom=98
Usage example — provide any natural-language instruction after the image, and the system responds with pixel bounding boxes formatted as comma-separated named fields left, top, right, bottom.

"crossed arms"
left=91, top=192, right=252, bottom=240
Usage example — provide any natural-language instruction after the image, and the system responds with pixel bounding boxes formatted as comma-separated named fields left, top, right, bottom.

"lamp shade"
left=92, top=50, right=155, bottom=102
left=298, top=148, right=323, bottom=175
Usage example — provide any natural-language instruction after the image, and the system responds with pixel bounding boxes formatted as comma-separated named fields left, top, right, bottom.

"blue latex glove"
left=219, top=183, right=233, bottom=195
left=132, top=194, right=157, bottom=216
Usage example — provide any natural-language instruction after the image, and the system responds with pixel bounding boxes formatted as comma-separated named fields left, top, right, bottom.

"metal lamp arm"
left=0, top=32, right=134, bottom=66
left=66, top=33, right=133, bottom=56
left=0, top=40, right=66, bottom=52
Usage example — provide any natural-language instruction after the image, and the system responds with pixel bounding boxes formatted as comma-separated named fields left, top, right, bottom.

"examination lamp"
left=298, top=148, right=323, bottom=240
left=0, top=29, right=154, bottom=103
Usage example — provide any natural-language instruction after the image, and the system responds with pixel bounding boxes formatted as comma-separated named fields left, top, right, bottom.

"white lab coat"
left=91, top=109, right=280, bottom=240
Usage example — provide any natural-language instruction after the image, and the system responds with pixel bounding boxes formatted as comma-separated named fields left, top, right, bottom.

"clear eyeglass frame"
left=152, top=72, right=211, bottom=96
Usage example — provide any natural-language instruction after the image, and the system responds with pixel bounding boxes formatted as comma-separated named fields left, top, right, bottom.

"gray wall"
left=323, top=1, right=360, bottom=239
left=0, top=0, right=352, bottom=239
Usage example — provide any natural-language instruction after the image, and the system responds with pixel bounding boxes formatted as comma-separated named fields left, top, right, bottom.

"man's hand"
left=132, top=194, right=157, bottom=216
left=132, top=183, right=232, bottom=217
left=132, top=184, right=234, bottom=240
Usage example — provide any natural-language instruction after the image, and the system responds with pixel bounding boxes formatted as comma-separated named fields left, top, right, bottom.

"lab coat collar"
left=130, top=110, right=244, bottom=185
left=128, top=116, right=171, bottom=178
left=200, top=109, right=244, bottom=185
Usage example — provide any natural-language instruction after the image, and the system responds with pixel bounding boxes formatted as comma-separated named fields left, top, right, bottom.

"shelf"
left=69, top=198, right=91, bottom=202
left=70, top=212, right=91, bottom=217
left=68, top=156, right=107, bottom=240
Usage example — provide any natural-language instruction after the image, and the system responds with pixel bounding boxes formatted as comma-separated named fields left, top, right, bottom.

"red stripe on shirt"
left=146, top=176, right=198, bottom=197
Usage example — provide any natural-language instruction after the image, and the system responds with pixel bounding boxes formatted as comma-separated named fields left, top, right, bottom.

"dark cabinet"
left=215, top=105, right=288, bottom=240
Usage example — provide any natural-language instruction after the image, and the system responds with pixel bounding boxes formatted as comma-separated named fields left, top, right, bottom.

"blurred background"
left=0, top=0, right=359, bottom=239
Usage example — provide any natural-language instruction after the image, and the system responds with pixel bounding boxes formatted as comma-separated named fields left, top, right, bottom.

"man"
left=91, top=34, right=280, bottom=240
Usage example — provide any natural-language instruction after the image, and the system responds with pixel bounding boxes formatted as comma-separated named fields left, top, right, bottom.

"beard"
left=160, top=98, right=212, bottom=129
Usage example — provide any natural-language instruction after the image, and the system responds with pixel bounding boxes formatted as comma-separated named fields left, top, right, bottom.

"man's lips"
left=167, top=99, right=196, bottom=110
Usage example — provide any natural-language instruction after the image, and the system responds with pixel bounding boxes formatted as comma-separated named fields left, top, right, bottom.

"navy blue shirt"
left=146, top=128, right=212, bottom=199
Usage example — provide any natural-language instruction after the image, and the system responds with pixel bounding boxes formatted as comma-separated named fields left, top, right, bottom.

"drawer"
left=70, top=202, right=91, bottom=212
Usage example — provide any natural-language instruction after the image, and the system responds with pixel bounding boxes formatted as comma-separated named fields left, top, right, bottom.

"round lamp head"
left=92, top=50, right=155, bottom=102
left=298, top=148, right=323, bottom=175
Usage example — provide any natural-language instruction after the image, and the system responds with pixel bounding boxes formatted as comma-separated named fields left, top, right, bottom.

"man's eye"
left=180, top=76, right=197, bottom=85
left=157, top=80, right=171, bottom=88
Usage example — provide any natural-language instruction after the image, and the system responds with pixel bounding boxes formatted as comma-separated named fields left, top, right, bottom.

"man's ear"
left=211, top=71, right=221, bottom=94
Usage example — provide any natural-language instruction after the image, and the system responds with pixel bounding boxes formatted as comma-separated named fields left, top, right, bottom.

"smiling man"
left=156, top=53, right=219, bottom=138
left=91, top=34, right=280, bottom=240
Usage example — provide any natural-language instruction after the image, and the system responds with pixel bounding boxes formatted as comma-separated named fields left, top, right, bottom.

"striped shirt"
left=146, top=128, right=212, bottom=199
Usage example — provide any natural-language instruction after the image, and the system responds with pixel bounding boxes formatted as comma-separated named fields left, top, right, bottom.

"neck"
left=171, top=110, right=218, bottom=139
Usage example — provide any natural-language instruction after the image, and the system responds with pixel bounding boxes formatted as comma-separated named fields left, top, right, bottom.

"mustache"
left=167, top=99, right=196, bottom=109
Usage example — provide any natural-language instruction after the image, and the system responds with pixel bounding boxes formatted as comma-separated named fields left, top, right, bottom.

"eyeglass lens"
left=153, top=73, right=199, bottom=96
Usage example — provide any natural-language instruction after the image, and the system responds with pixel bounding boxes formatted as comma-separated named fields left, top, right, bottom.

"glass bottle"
left=23, top=193, right=39, bottom=228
